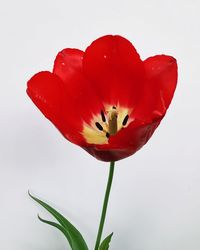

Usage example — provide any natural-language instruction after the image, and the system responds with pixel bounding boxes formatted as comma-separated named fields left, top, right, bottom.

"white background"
left=0, top=0, right=200, bottom=249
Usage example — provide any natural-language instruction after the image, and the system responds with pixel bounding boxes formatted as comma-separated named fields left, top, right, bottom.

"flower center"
left=95, top=106, right=121, bottom=136
left=82, top=105, right=132, bottom=145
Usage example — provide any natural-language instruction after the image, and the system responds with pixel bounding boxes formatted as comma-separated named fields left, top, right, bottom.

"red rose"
left=27, top=35, right=177, bottom=162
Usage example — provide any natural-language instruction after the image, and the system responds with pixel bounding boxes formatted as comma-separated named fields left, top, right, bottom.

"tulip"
left=27, top=35, right=178, bottom=250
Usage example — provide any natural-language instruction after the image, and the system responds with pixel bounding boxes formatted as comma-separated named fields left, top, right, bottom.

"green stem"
left=94, top=161, right=115, bottom=250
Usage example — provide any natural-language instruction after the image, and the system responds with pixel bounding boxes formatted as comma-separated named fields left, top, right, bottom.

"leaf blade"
left=38, top=214, right=73, bottom=248
left=29, top=191, right=88, bottom=250
left=99, top=233, right=113, bottom=250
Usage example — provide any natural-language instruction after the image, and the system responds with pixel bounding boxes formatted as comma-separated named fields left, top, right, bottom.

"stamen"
left=82, top=105, right=130, bottom=145
left=106, top=132, right=110, bottom=138
left=122, top=115, right=129, bottom=126
left=101, top=110, right=106, bottom=122
left=95, top=122, right=103, bottom=131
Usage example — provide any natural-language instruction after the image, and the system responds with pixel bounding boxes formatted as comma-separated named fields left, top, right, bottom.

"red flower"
left=27, top=35, right=178, bottom=162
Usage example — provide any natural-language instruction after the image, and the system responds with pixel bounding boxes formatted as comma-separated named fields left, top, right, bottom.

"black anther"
left=122, top=115, right=129, bottom=126
left=106, top=132, right=110, bottom=138
left=101, top=110, right=106, bottom=122
left=95, top=122, right=103, bottom=131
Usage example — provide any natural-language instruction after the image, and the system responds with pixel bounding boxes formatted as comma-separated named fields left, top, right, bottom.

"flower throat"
left=95, top=106, right=127, bottom=137
left=82, top=105, right=130, bottom=145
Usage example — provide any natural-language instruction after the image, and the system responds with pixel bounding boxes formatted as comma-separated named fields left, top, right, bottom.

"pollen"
left=82, top=105, right=132, bottom=145
left=95, top=122, right=104, bottom=131
left=122, top=115, right=129, bottom=126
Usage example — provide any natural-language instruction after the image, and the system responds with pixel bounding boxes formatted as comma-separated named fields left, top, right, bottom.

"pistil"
left=108, top=108, right=118, bottom=135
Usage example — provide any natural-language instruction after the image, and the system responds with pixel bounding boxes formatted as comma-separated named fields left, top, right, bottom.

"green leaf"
left=38, top=214, right=73, bottom=247
left=99, top=233, right=113, bottom=250
left=29, top=191, right=88, bottom=250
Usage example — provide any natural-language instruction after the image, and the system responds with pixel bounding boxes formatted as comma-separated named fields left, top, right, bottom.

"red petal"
left=27, top=71, right=85, bottom=145
left=53, top=48, right=104, bottom=124
left=83, top=120, right=160, bottom=161
left=135, top=55, right=178, bottom=122
left=27, top=71, right=64, bottom=122
left=53, top=48, right=84, bottom=82
left=83, top=35, right=145, bottom=107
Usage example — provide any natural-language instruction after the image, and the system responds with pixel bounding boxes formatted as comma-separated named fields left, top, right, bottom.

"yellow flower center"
left=82, top=105, right=132, bottom=145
